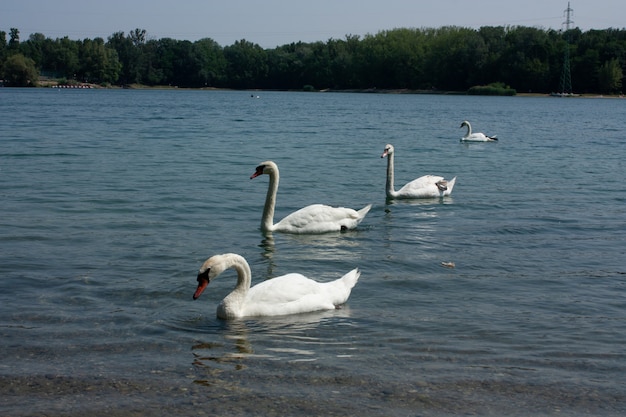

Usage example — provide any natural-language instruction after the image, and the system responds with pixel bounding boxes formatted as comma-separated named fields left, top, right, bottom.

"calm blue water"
left=1, top=88, right=625, bottom=416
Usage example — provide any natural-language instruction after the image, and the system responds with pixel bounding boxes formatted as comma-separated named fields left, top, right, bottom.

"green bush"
left=3, top=54, right=39, bottom=87
left=468, top=82, right=516, bottom=96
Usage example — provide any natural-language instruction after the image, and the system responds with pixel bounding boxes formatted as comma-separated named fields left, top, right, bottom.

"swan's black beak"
left=193, top=270, right=210, bottom=300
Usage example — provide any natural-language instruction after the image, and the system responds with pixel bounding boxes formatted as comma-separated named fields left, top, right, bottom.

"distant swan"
left=460, top=120, right=497, bottom=142
left=251, top=161, right=371, bottom=233
left=193, top=253, right=360, bottom=319
left=381, top=144, right=456, bottom=199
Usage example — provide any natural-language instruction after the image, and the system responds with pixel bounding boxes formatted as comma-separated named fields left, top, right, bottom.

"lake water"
left=1, top=88, right=625, bottom=416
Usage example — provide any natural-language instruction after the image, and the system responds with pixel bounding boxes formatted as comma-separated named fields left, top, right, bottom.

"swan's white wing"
left=396, top=175, right=446, bottom=198
left=275, top=204, right=365, bottom=233
left=461, top=132, right=496, bottom=142
left=243, top=273, right=337, bottom=316
left=248, top=274, right=323, bottom=301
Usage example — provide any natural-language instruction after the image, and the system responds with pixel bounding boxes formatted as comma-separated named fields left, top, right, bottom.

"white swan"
left=460, top=120, right=497, bottom=142
left=251, top=161, right=371, bottom=234
left=193, top=253, right=360, bottom=319
left=381, top=144, right=456, bottom=199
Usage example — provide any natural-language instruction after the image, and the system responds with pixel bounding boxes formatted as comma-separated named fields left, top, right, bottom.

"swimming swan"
left=251, top=161, right=371, bottom=233
left=381, top=144, right=456, bottom=199
left=460, top=120, right=497, bottom=142
left=193, top=253, right=360, bottom=319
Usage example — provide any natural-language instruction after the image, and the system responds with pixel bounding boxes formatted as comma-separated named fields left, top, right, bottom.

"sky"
left=2, top=0, right=624, bottom=48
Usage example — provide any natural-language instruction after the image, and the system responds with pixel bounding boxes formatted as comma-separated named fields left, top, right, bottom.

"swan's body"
left=251, top=161, right=371, bottom=234
left=381, top=144, right=456, bottom=199
left=193, top=253, right=360, bottom=319
left=460, top=120, right=497, bottom=142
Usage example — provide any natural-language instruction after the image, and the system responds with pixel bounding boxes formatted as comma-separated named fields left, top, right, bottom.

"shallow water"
left=1, top=88, right=625, bottom=416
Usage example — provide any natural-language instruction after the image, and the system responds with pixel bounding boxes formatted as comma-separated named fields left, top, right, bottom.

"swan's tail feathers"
left=330, top=268, right=360, bottom=306
left=357, top=204, right=372, bottom=221
left=445, top=177, right=457, bottom=195
left=341, top=267, right=360, bottom=289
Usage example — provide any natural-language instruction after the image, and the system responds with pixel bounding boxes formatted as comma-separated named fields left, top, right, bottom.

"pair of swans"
left=193, top=161, right=367, bottom=319
left=193, top=153, right=454, bottom=319
left=253, top=153, right=455, bottom=225
left=460, top=120, right=497, bottom=142
left=193, top=253, right=360, bottom=319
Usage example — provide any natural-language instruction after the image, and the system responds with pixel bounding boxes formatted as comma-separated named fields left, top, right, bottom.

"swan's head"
left=193, top=255, right=228, bottom=300
left=381, top=144, right=394, bottom=158
left=250, top=160, right=278, bottom=179
left=460, top=120, right=470, bottom=128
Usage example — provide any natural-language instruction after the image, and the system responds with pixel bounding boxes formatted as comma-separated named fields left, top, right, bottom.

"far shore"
left=13, top=79, right=626, bottom=99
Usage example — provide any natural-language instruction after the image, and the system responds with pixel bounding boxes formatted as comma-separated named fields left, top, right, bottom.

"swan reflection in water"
left=191, top=308, right=355, bottom=386
left=258, top=230, right=367, bottom=281
left=192, top=319, right=252, bottom=376
left=382, top=197, right=444, bottom=251
left=385, top=196, right=455, bottom=208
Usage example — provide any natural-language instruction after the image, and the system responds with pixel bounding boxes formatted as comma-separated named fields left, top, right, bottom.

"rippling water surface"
left=1, top=88, right=625, bottom=416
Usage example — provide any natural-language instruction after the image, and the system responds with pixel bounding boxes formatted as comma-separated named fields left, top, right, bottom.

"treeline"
left=1, top=25, right=624, bottom=94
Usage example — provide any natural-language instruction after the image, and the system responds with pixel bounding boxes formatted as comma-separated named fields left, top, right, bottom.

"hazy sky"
left=2, top=0, right=624, bottom=48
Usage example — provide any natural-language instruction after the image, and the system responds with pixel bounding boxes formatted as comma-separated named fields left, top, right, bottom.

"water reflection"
left=191, top=320, right=253, bottom=374
left=258, top=235, right=277, bottom=277
left=256, top=230, right=366, bottom=280
left=382, top=202, right=439, bottom=236
left=259, top=229, right=364, bottom=251
left=191, top=308, right=355, bottom=380
left=385, top=196, right=454, bottom=207
left=460, top=141, right=498, bottom=150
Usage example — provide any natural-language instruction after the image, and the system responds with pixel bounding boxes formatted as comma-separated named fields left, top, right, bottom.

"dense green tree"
left=499, top=27, right=553, bottom=92
left=0, top=31, right=7, bottom=75
left=8, top=28, right=19, bottom=50
left=266, top=44, right=303, bottom=89
left=3, top=53, right=38, bottom=86
left=299, top=41, right=332, bottom=89
left=21, top=33, right=46, bottom=68
left=422, top=26, right=487, bottom=91
left=572, top=47, right=600, bottom=93
left=223, top=39, right=268, bottom=89
left=79, top=37, right=121, bottom=84
left=193, top=38, right=227, bottom=87
left=477, top=26, right=508, bottom=86
left=107, top=30, right=142, bottom=84
left=54, top=36, right=80, bottom=79
left=296, top=40, right=334, bottom=89
left=165, top=39, right=197, bottom=87
left=598, top=58, right=623, bottom=93
left=327, top=35, right=361, bottom=89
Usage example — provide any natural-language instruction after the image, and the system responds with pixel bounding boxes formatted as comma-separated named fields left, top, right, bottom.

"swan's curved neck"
left=261, top=169, right=279, bottom=232
left=230, top=255, right=252, bottom=294
left=463, top=122, right=472, bottom=137
left=385, top=152, right=398, bottom=198
left=219, top=254, right=252, bottom=318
